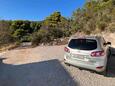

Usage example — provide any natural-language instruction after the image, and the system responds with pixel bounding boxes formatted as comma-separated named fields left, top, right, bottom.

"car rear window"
left=68, top=39, right=97, bottom=50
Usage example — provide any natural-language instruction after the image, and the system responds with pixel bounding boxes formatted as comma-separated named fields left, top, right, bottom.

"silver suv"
left=64, top=36, right=111, bottom=74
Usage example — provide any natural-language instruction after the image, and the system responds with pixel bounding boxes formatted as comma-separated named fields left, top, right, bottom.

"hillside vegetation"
left=0, top=0, right=115, bottom=48
left=72, top=0, right=115, bottom=34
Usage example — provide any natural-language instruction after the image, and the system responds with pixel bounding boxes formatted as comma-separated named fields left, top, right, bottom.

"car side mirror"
left=103, top=42, right=111, bottom=46
left=106, top=42, right=111, bottom=45
left=103, top=43, right=106, bottom=46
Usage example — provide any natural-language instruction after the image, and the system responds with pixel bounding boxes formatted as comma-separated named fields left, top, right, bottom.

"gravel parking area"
left=0, top=45, right=115, bottom=86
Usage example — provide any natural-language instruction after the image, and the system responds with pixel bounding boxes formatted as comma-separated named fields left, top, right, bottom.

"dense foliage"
left=72, top=0, right=115, bottom=34
left=0, top=0, right=115, bottom=47
left=0, top=20, right=14, bottom=45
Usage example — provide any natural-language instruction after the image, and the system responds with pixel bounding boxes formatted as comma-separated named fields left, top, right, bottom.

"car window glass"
left=68, top=39, right=97, bottom=50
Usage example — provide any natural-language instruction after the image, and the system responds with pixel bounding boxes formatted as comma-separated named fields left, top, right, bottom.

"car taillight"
left=64, top=47, right=70, bottom=53
left=96, top=66, right=104, bottom=69
left=91, top=51, right=105, bottom=57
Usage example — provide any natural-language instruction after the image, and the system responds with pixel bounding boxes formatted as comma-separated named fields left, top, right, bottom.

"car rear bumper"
left=64, top=55, right=106, bottom=72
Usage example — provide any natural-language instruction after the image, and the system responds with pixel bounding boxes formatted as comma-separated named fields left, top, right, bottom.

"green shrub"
left=63, top=29, right=71, bottom=37
left=32, top=29, right=51, bottom=46
left=108, top=23, right=115, bottom=32
left=32, top=28, right=65, bottom=46
left=0, top=33, right=14, bottom=45
left=12, top=29, right=25, bottom=40
left=31, top=32, right=40, bottom=46
left=39, top=29, right=51, bottom=43
left=97, top=22, right=107, bottom=31
left=0, top=20, right=15, bottom=45
left=49, top=28, right=64, bottom=39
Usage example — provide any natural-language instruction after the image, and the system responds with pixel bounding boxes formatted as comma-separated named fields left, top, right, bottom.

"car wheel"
left=100, top=65, right=108, bottom=76
left=100, top=70, right=107, bottom=76
left=108, top=48, right=111, bottom=58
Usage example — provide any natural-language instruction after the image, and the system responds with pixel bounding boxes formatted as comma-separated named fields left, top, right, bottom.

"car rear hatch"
left=68, top=38, right=97, bottom=61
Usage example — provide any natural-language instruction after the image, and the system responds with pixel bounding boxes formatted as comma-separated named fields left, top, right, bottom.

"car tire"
left=100, top=65, right=108, bottom=76
left=108, top=47, right=111, bottom=58
left=100, top=70, right=107, bottom=76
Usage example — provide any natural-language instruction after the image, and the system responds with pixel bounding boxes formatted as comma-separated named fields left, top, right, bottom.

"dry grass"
left=0, top=43, right=19, bottom=52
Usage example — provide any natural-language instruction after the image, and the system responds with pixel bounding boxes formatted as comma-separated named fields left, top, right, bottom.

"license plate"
left=72, top=54, right=89, bottom=61
left=77, top=55, right=84, bottom=59
left=72, top=54, right=84, bottom=59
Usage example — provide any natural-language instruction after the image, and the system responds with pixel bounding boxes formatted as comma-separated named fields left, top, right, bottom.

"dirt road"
left=0, top=45, right=115, bottom=86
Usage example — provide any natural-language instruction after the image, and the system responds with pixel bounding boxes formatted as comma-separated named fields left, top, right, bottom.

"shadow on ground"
left=0, top=59, right=78, bottom=86
left=107, top=47, right=115, bottom=77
